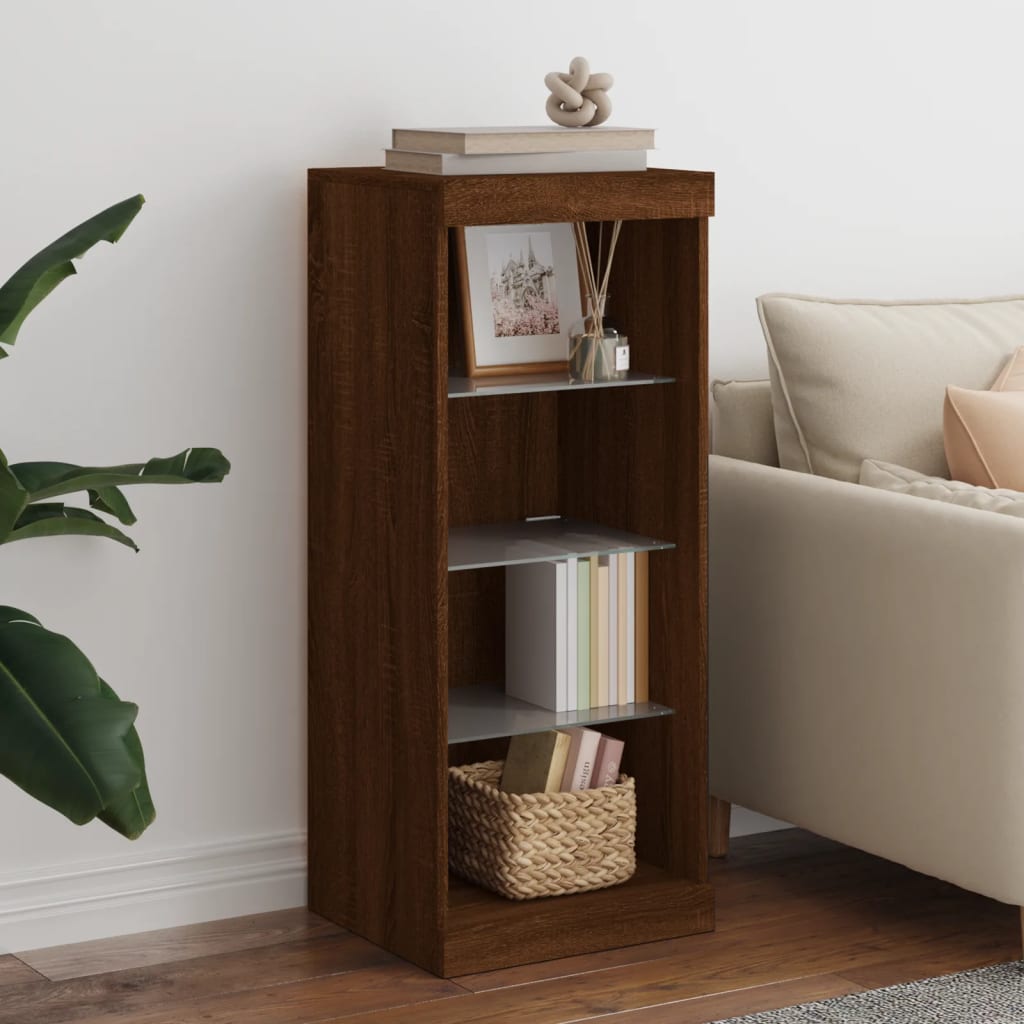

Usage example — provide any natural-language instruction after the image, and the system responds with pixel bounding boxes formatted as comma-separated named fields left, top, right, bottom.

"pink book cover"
left=591, top=735, right=625, bottom=788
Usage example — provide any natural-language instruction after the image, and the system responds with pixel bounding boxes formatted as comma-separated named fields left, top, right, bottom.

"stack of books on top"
left=506, top=552, right=649, bottom=713
left=384, top=126, right=655, bottom=176
left=500, top=727, right=625, bottom=795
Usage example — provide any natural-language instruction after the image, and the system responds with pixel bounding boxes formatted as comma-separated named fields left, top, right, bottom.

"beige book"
left=597, top=559, right=610, bottom=707
left=384, top=148, right=647, bottom=175
left=635, top=551, right=649, bottom=702
left=589, top=555, right=600, bottom=707
left=500, top=730, right=572, bottom=794
left=617, top=553, right=629, bottom=704
left=391, top=125, right=656, bottom=156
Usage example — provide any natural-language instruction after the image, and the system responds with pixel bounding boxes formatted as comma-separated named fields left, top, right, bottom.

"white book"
left=506, top=561, right=568, bottom=712
left=384, top=148, right=647, bottom=176
left=608, top=552, right=618, bottom=704
left=566, top=558, right=578, bottom=713
left=625, top=553, right=636, bottom=703
left=391, top=125, right=656, bottom=155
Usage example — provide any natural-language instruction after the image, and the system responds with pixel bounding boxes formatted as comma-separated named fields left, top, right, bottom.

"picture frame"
left=455, top=223, right=583, bottom=377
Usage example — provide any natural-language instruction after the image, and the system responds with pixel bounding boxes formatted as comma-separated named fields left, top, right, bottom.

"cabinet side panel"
left=559, top=217, right=708, bottom=883
left=308, top=178, right=447, bottom=971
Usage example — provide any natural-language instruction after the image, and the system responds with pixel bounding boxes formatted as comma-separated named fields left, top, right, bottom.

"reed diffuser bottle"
left=569, top=296, right=624, bottom=383
left=569, top=221, right=629, bottom=383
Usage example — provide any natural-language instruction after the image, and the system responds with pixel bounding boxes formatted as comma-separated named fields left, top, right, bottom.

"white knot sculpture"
left=544, top=56, right=613, bottom=128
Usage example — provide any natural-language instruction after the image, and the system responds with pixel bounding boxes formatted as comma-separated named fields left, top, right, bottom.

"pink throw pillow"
left=944, top=347, right=1024, bottom=490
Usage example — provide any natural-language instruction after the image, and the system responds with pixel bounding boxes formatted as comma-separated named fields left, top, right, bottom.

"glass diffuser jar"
left=569, top=296, right=627, bottom=383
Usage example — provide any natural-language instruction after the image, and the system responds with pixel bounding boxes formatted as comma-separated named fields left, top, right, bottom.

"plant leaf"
left=4, top=504, right=138, bottom=550
left=0, top=612, right=142, bottom=826
left=0, top=195, right=145, bottom=352
left=97, top=679, right=155, bottom=839
left=0, top=460, right=28, bottom=542
left=88, top=486, right=137, bottom=526
left=11, top=448, right=231, bottom=502
left=0, top=606, right=41, bottom=626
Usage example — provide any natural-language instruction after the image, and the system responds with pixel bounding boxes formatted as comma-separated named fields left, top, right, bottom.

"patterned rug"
left=713, top=962, right=1024, bottom=1022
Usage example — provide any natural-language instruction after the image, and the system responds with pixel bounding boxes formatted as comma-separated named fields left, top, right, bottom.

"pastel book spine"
left=597, top=558, right=610, bottom=707
left=555, top=561, right=568, bottom=712
left=592, top=735, right=625, bottom=789
left=577, top=558, right=591, bottom=711
left=635, top=551, right=649, bottom=702
left=559, top=727, right=603, bottom=791
left=566, top=558, right=578, bottom=713
left=589, top=556, right=600, bottom=707
left=505, top=561, right=567, bottom=711
left=617, top=553, right=629, bottom=705
left=625, top=552, right=636, bottom=703
left=500, top=730, right=572, bottom=794
left=607, top=552, right=618, bottom=704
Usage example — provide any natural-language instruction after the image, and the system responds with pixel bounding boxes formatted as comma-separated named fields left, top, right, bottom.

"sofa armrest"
left=709, top=454, right=1024, bottom=903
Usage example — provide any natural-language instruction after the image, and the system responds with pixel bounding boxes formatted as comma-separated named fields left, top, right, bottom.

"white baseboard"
left=0, top=811, right=786, bottom=955
left=0, top=831, right=307, bottom=954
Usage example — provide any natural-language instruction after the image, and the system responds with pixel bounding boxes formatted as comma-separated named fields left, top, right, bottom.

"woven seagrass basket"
left=448, top=759, right=636, bottom=900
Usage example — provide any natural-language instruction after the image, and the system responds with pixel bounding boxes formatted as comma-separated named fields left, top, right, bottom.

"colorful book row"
left=505, top=551, right=649, bottom=713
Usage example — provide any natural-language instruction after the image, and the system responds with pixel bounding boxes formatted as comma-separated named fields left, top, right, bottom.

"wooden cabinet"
left=308, top=167, right=714, bottom=976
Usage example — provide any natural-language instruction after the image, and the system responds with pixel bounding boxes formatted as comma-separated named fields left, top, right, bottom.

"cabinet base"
left=443, top=862, right=714, bottom=977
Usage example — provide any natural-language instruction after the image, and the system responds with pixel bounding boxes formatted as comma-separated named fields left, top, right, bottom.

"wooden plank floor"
left=3, top=829, right=1018, bottom=1024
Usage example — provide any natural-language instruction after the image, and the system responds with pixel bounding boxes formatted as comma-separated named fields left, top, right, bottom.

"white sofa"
left=709, top=378, right=1024, bottom=922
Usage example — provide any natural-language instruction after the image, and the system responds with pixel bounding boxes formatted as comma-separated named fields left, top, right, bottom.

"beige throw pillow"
left=859, top=458, right=1024, bottom=519
left=758, top=294, right=1024, bottom=482
left=945, top=347, right=1024, bottom=491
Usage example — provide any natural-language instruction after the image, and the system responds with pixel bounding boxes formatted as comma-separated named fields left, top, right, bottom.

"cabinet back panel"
left=448, top=393, right=560, bottom=527
left=447, top=393, right=558, bottom=694
left=448, top=567, right=504, bottom=689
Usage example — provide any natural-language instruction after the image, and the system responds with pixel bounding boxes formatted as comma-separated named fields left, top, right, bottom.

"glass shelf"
left=448, top=517, right=675, bottom=572
left=448, top=683, right=675, bottom=744
left=448, top=371, right=674, bottom=399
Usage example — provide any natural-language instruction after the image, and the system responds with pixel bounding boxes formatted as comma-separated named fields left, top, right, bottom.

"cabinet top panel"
left=307, top=167, right=714, bottom=225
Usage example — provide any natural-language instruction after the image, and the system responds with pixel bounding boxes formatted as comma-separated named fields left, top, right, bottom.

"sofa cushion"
left=711, top=379, right=779, bottom=466
left=859, top=458, right=1024, bottom=519
left=993, top=345, right=1024, bottom=391
left=758, top=293, right=1024, bottom=482
left=945, top=346, right=1024, bottom=491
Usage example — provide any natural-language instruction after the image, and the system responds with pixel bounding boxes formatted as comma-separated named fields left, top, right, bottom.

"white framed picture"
left=455, top=223, right=582, bottom=377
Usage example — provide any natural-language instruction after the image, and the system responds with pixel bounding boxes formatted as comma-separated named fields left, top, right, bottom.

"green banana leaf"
left=0, top=195, right=145, bottom=354
left=4, top=504, right=138, bottom=550
left=0, top=607, right=144, bottom=827
left=97, top=680, right=155, bottom=839
left=89, top=486, right=136, bottom=525
left=0, top=460, right=27, bottom=539
left=11, top=448, right=230, bottom=502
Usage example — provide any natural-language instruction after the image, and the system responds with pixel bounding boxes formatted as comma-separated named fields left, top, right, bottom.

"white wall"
left=2, top=0, right=1021, bottom=948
